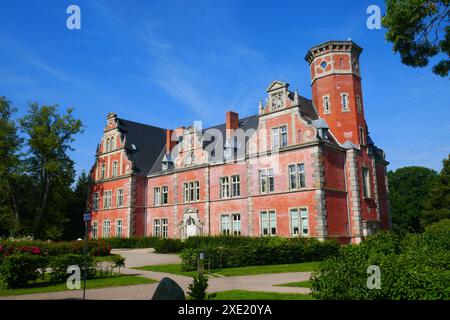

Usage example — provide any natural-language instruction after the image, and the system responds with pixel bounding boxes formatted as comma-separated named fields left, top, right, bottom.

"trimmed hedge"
left=180, top=237, right=339, bottom=271
left=310, top=220, right=450, bottom=300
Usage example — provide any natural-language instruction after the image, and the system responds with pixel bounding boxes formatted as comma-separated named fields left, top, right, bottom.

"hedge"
left=310, top=220, right=450, bottom=300
left=180, top=237, right=340, bottom=271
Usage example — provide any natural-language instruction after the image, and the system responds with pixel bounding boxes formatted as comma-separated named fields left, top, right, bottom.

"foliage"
left=98, top=236, right=160, bottom=249
left=153, top=238, right=185, bottom=253
left=422, top=155, right=450, bottom=226
left=382, top=0, right=450, bottom=77
left=310, top=225, right=450, bottom=300
left=180, top=237, right=339, bottom=271
left=187, top=273, right=209, bottom=300
left=48, top=254, right=95, bottom=282
left=0, top=253, right=47, bottom=289
left=388, top=166, right=438, bottom=233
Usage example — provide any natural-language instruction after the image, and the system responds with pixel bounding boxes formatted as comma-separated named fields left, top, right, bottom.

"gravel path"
left=0, top=249, right=311, bottom=300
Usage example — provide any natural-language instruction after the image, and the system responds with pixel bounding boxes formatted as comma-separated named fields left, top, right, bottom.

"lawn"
left=135, top=261, right=321, bottom=277
left=275, top=280, right=312, bottom=288
left=211, top=290, right=314, bottom=300
left=0, top=274, right=157, bottom=296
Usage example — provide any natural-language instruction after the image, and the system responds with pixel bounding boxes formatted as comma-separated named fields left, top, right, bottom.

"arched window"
left=106, top=138, right=110, bottom=152
left=110, top=136, right=115, bottom=150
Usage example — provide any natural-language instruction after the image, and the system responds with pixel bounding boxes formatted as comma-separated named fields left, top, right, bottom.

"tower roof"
left=304, top=40, right=363, bottom=64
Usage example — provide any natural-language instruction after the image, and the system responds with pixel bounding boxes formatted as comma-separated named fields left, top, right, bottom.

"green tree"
left=382, top=0, right=450, bottom=77
left=388, top=166, right=438, bottom=233
left=19, top=103, right=83, bottom=238
left=64, top=170, right=90, bottom=240
left=422, top=155, right=450, bottom=226
left=0, top=97, right=23, bottom=236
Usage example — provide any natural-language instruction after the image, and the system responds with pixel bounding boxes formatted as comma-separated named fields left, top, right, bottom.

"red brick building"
left=88, top=40, right=390, bottom=244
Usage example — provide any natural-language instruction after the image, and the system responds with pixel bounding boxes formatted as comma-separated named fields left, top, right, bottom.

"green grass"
left=0, top=274, right=157, bottom=296
left=135, top=261, right=321, bottom=277
left=211, top=290, right=314, bottom=300
left=276, top=280, right=313, bottom=288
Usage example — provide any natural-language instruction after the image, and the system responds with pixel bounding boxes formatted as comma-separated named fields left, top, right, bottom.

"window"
left=339, top=58, right=344, bottom=69
left=103, top=191, right=112, bottom=209
left=93, top=192, right=100, bottom=210
left=323, top=96, right=331, bottom=113
left=260, top=210, right=276, bottom=236
left=92, top=221, right=98, bottom=239
left=154, top=187, right=161, bottom=206
left=117, top=189, right=124, bottom=207
left=112, top=161, right=118, bottom=177
left=103, top=220, right=111, bottom=238
left=110, top=136, right=115, bottom=150
left=359, top=127, right=366, bottom=146
left=259, top=169, right=274, bottom=193
left=221, top=215, right=231, bottom=235
left=356, top=95, right=362, bottom=113
left=232, top=214, right=241, bottom=236
left=105, top=138, right=110, bottom=152
left=362, top=167, right=371, bottom=198
left=101, top=164, right=106, bottom=180
left=220, top=177, right=230, bottom=199
left=341, top=93, right=349, bottom=111
left=162, top=186, right=168, bottom=205
left=162, top=219, right=168, bottom=238
left=271, top=125, right=288, bottom=149
left=288, top=163, right=306, bottom=190
left=183, top=181, right=200, bottom=203
left=231, top=175, right=240, bottom=197
left=290, top=208, right=309, bottom=236
left=153, top=219, right=161, bottom=237
left=116, top=219, right=123, bottom=238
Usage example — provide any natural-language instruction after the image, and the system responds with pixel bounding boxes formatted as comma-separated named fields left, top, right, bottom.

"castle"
left=89, top=40, right=390, bottom=244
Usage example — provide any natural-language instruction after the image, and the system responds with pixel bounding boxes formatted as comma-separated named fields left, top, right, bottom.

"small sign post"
left=197, top=251, right=205, bottom=275
left=83, top=212, right=91, bottom=300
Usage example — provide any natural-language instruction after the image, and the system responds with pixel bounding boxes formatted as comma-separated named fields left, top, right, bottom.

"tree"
left=388, top=166, right=438, bottom=233
left=382, top=0, right=450, bottom=77
left=19, top=103, right=83, bottom=238
left=64, top=170, right=90, bottom=240
left=0, top=97, right=23, bottom=235
left=422, top=155, right=450, bottom=226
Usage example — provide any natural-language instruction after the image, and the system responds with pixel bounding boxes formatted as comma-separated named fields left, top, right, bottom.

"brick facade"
left=89, top=40, right=390, bottom=244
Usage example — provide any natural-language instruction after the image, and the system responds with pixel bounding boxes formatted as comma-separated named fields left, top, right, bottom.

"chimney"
left=226, top=111, right=239, bottom=131
left=166, top=129, right=177, bottom=152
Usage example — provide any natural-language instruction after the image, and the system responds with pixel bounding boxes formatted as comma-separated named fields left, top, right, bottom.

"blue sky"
left=0, top=0, right=448, bottom=176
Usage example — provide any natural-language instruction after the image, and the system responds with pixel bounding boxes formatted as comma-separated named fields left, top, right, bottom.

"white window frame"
left=162, top=186, right=168, bottom=205
left=183, top=181, right=199, bottom=203
left=220, top=177, right=230, bottom=199
left=231, top=175, right=240, bottom=197
left=232, top=214, right=241, bottom=236
left=153, top=219, right=161, bottom=237
left=92, top=221, right=98, bottom=239
left=117, top=189, right=124, bottom=207
left=116, top=219, right=123, bottom=238
left=154, top=187, right=161, bottom=206
left=103, top=220, right=111, bottom=238
left=259, top=169, right=274, bottom=194
left=362, top=167, right=371, bottom=199
left=260, top=210, right=276, bottom=236
left=288, top=163, right=306, bottom=190
left=341, top=93, right=350, bottom=111
left=271, top=125, right=288, bottom=149
left=220, top=215, right=231, bottom=235
left=112, top=161, right=118, bottom=177
left=93, top=192, right=100, bottom=210
left=162, top=218, right=168, bottom=238
left=290, top=207, right=309, bottom=237
left=103, top=190, right=112, bottom=209
left=101, top=164, right=106, bottom=180
left=356, top=95, right=362, bottom=113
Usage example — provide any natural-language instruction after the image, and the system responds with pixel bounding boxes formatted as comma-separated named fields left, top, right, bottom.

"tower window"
left=322, top=95, right=331, bottom=114
left=357, top=96, right=362, bottom=113
left=341, top=93, right=350, bottom=111
left=362, top=167, right=371, bottom=199
left=359, top=127, right=366, bottom=146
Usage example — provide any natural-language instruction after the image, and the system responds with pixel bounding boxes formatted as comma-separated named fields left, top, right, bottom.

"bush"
left=153, top=238, right=185, bottom=253
left=48, top=254, right=96, bottom=282
left=98, top=237, right=160, bottom=249
left=180, top=237, right=339, bottom=271
left=310, top=225, right=450, bottom=300
left=0, top=253, right=47, bottom=289
left=187, top=273, right=209, bottom=300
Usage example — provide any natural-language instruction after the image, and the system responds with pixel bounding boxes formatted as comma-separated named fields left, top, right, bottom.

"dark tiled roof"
left=117, top=119, right=166, bottom=174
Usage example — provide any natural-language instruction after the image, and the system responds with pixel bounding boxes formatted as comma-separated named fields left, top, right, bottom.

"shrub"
left=187, top=273, right=209, bottom=300
left=310, top=225, right=450, bottom=300
left=180, top=237, right=339, bottom=271
left=153, top=238, right=185, bottom=253
left=48, top=254, right=96, bottom=282
left=0, top=253, right=47, bottom=289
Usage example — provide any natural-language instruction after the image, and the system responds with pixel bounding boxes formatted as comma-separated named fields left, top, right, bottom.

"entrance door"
left=186, top=217, right=197, bottom=237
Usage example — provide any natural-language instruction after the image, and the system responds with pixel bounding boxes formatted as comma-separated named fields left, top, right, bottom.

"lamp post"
left=82, top=212, right=91, bottom=300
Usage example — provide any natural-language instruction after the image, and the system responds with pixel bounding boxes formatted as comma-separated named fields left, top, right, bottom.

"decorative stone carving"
left=270, top=91, right=284, bottom=110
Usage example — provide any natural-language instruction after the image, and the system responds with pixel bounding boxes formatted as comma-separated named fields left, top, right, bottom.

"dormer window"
left=322, top=95, right=331, bottom=114
left=105, top=138, right=110, bottom=152
left=341, top=93, right=350, bottom=111
left=110, top=136, right=115, bottom=150
left=101, top=164, right=106, bottom=180
left=112, top=161, right=118, bottom=177
left=271, top=125, right=287, bottom=149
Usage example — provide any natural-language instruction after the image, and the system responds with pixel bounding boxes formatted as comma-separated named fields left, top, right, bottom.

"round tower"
left=305, top=40, right=367, bottom=146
